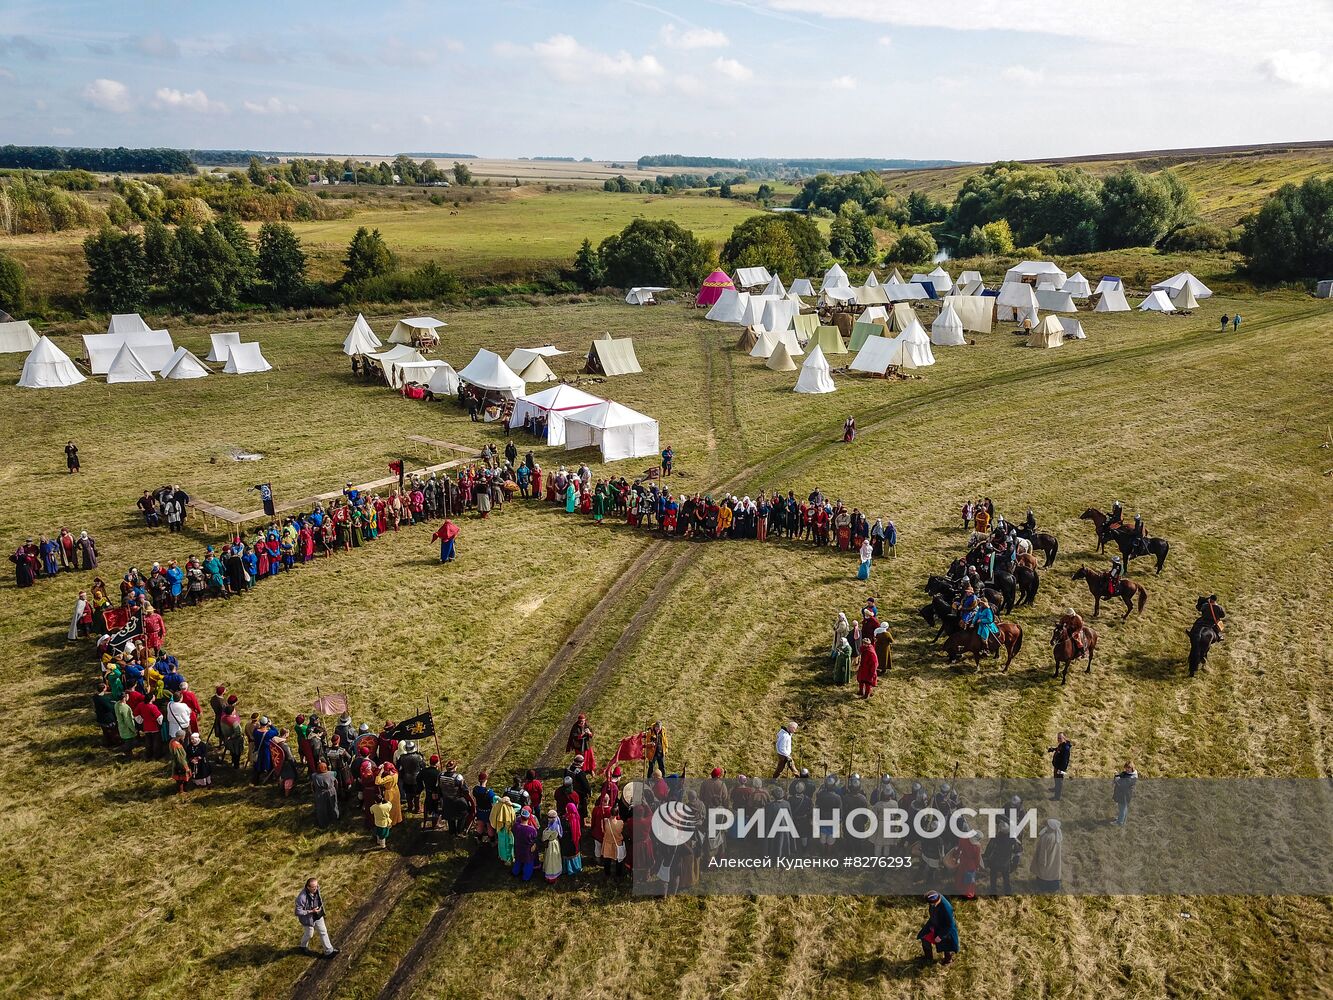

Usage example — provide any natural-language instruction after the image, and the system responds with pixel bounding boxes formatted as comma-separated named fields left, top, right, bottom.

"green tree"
left=1240, top=176, right=1333, bottom=280
left=1098, top=167, right=1193, bottom=249
left=342, top=226, right=394, bottom=285
left=247, top=156, right=266, bottom=185
left=213, top=214, right=257, bottom=289
left=829, top=207, right=877, bottom=265
left=719, top=181, right=733, bottom=199
left=83, top=227, right=147, bottom=312
left=257, top=222, right=308, bottom=303
left=791, top=170, right=891, bottom=216
left=572, top=237, right=605, bottom=290
left=906, top=190, right=946, bottom=225
left=452, top=161, right=473, bottom=186
left=1160, top=221, right=1230, bottom=252
left=172, top=221, right=252, bottom=312
left=0, top=250, right=27, bottom=315
left=756, top=183, right=773, bottom=201
left=884, top=227, right=937, bottom=265
left=597, top=218, right=714, bottom=288
left=141, top=219, right=176, bottom=286
left=721, top=213, right=825, bottom=278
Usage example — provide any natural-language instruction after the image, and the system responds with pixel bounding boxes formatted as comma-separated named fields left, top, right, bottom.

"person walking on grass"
left=1047, top=732, right=1073, bottom=801
left=1112, top=761, right=1138, bottom=826
left=294, top=878, right=339, bottom=958
left=772, top=721, right=798, bottom=780
left=65, top=441, right=80, bottom=474
left=1219, top=313, right=1230, bottom=332
left=1232, top=312, right=1241, bottom=332
left=370, top=792, right=393, bottom=848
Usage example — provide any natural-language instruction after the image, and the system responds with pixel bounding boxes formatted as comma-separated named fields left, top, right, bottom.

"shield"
left=620, top=779, right=643, bottom=807
left=267, top=740, right=287, bottom=780
left=356, top=733, right=380, bottom=759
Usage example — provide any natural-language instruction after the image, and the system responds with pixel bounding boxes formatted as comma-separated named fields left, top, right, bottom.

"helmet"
left=825, top=775, right=837, bottom=787
left=403, top=741, right=416, bottom=753
left=848, top=773, right=861, bottom=788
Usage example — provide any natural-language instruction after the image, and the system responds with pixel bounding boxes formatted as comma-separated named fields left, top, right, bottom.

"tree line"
left=0, top=145, right=194, bottom=174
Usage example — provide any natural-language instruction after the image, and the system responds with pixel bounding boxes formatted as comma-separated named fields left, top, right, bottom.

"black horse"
left=1109, top=528, right=1171, bottom=574
left=919, top=594, right=960, bottom=641
left=1187, top=596, right=1225, bottom=676
left=1012, top=565, right=1040, bottom=606
left=926, top=575, right=1010, bottom=614
left=1028, top=532, right=1059, bottom=567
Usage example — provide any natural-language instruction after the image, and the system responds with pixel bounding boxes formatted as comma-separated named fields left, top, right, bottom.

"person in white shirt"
left=165, top=692, right=193, bottom=741
left=772, top=722, right=798, bottom=780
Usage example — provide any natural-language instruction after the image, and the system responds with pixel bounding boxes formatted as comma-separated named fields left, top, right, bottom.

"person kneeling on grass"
left=918, top=891, right=959, bottom=965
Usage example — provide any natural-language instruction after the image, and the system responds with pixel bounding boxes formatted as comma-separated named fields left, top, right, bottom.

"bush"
left=83, top=227, right=147, bottom=312
left=1159, top=221, right=1230, bottom=252
left=597, top=218, right=714, bottom=288
left=0, top=250, right=27, bottom=315
left=345, top=261, right=463, bottom=304
left=342, top=227, right=394, bottom=285
left=0, top=175, right=107, bottom=235
left=884, top=228, right=937, bottom=264
left=1240, top=176, right=1333, bottom=280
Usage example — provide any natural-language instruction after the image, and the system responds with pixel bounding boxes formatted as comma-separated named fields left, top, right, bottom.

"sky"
left=1, top=0, right=1330, bottom=162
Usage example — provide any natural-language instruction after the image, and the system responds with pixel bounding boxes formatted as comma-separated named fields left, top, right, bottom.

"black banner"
left=255, top=483, right=275, bottom=517
left=390, top=711, right=435, bottom=741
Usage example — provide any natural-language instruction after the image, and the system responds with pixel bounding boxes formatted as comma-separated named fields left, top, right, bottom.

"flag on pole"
left=254, top=483, right=275, bottom=517
left=602, top=731, right=645, bottom=775
left=390, top=711, right=435, bottom=741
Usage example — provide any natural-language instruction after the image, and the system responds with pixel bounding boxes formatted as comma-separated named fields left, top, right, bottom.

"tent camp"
left=1027, top=315, right=1065, bottom=349
left=864, top=270, right=880, bottom=288
left=206, top=332, right=242, bottom=363
left=105, top=343, right=156, bottom=384
left=83, top=329, right=175, bottom=374
left=794, top=344, right=836, bottom=394
left=759, top=298, right=797, bottom=334
left=459, top=348, right=526, bottom=397
left=368, top=345, right=426, bottom=385
left=887, top=268, right=905, bottom=284
left=696, top=270, right=734, bottom=307
left=563, top=400, right=660, bottom=462
left=820, top=286, right=859, bottom=306
left=508, top=353, right=559, bottom=384
left=223, top=342, right=273, bottom=374
left=996, top=282, right=1040, bottom=324
left=107, top=313, right=151, bottom=335
left=881, top=280, right=930, bottom=301
left=392, top=360, right=451, bottom=389
left=426, top=363, right=460, bottom=397
left=1171, top=283, right=1200, bottom=311
left=1093, top=276, right=1123, bottom=297
left=585, top=337, right=642, bottom=376
left=388, top=317, right=446, bottom=347
left=1094, top=284, right=1131, bottom=312
left=953, top=278, right=985, bottom=296
left=808, top=325, right=847, bottom=355
left=740, top=294, right=774, bottom=329
left=958, top=270, right=983, bottom=287
left=1062, top=272, right=1092, bottom=298
left=160, top=346, right=211, bottom=379
left=749, top=327, right=803, bottom=359
left=860, top=305, right=888, bottom=324
left=790, top=278, right=815, bottom=296
left=508, top=384, right=604, bottom=445
left=1139, top=290, right=1176, bottom=313
left=1035, top=289, right=1078, bottom=313
left=821, top=263, right=850, bottom=290
left=343, top=314, right=381, bottom=355
left=1152, top=271, right=1213, bottom=300
left=1059, top=317, right=1087, bottom=340
left=17, top=336, right=86, bottom=389
left=762, top=274, right=787, bottom=298
left=908, top=275, right=940, bottom=299
left=625, top=286, right=667, bottom=305
left=946, top=295, right=994, bottom=334
left=1004, top=261, right=1067, bottom=288
left=735, top=266, right=772, bottom=289
left=931, top=302, right=966, bottom=346
left=852, top=284, right=890, bottom=306
left=890, top=320, right=935, bottom=369
left=927, top=266, right=953, bottom=295
left=505, top=347, right=565, bottom=376
left=705, top=289, right=749, bottom=323
left=765, top=343, right=798, bottom=372
left=847, top=320, right=886, bottom=352
left=0, top=320, right=39, bottom=354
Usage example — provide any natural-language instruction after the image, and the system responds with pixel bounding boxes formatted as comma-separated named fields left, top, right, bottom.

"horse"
left=1072, top=566, right=1148, bottom=620
left=1052, top=622, right=1098, bottom=685
left=944, top=622, right=1024, bottom=671
left=1188, top=621, right=1219, bottom=677
left=1016, top=551, right=1041, bottom=572
left=1110, top=530, right=1171, bottom=575
left=919, top=594, right=960, bottom=641
left=1079, top=508, right=1112, bottom=553
left=1029, top=532, right=1059, bottom=567
left=1012, top=564, right=1040, bottom=606
left=928, top=573, right=1013, bottom=614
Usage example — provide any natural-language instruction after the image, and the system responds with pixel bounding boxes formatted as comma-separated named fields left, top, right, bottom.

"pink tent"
left=695, top=269, right=735, bottom=307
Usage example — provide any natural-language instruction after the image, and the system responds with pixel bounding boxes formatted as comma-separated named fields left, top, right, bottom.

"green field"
left=1, top=247, right=1330, bottom=998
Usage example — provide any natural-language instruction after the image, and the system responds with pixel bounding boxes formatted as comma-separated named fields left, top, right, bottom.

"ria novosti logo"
left=650, top=799, right=700, bottom=847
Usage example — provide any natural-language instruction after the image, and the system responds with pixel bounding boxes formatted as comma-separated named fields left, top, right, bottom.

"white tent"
left=860, top=305, right=889, bottom=324
left=392, top=359, right=451, bottom=389
left=821, top=263, right=850, bottom=290
left=1152, top=271, right=1213, bottom=300
left=18, top=336, right=86, bottom=389
left=996, top=282, right=1040, bottom=324
left=459, top=348, right=525, bottom=397
left=564, top=400, right=660, bottom=462
left=927, top=265, right=952, bottom=295
left=1004, top=261, right=1067, bottom=288
left=1094, top=285, right=1131, bottom=312
left=762, top=274, right=787, bottom=297
left=890, top=319, right=935, bottom=368
left=759, top=297, right=797, bottom=335
left=509, top=354, right=559, bottom=383
left=887, top=268, right=905, bottom=284
left=952, top=279, right=984, bottom=296
left=389, top=317, right=446, bottom=344
left=765, top=342, right=798, bottom=372
left=343, top=314, right=381, bottom=355
left=1093, top=276, right=1124, bottom=297
left=1028, top=314, right=1066, bottom=349
left=426, top=363, right=460, bottom=396
left=1171, top=283, right=1200, bottom=311
left=863, top=270, right=880, bottom=288
left=849, top=335, right=898, bottom=375
left=946, top=295, right=994, bottom=334
left=83, top=329, right=175, bottom=374
left=1316, top=279, right=1333, bottom=299
left=625, top=286, right=667, bottom=305
left=160, top=346, right=210, bottom=380
left=509, top=384, right=604, bottom=445
left=958, top=270, right=983, bottom=286
left=107, top=313, right=151, bottom=335
left=794, top=344, right=836, bottom=394
left=1139, top=290, right=1176, bottom=313
left=790, top=278, right=815, bottom=296
left=1062, top=272, right=1092, bottom=298
left=735, top=266, right=772, bottom=289
left=1059, top=317, right=1087, bottom=340
left=1035, top=289, right=1078, bottom=313
left=0, top=320, right=39, bottom=354
left=222, top=342, right=273, bottom=374
left=749, top=327, right=802, bottom=359
left=105, top=342, right=156, bottom=384
left=705, top=288, right=749, bottom=323
left=930, top=302, right=966, bottom=346
left=852, top=284, right=890, bottom=306
left=740, top=294, right=776, bottom=328
left=585, top=337, right=642, bottom=376
left=369, top=345, right=426, bottom=385
left=206, top=332, right=242, bottom=363
left=881, top=280, right=930, bottom=301
left=820, top=286, right=859, bottom=306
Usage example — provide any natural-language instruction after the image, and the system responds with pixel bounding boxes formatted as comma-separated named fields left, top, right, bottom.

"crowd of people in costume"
left=9, top=528, right=99, bottom=588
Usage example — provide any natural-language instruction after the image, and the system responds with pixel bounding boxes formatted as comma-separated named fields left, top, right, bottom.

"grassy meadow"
left=0, top=243, right=1330, bottom=1000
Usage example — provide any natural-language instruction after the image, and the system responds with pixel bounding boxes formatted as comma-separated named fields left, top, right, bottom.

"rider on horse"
left=1053, top=607, right=1086, bottom=656
left=1023, top=508, right=1036, bottom=536
left=1107, top=556, right=1123, bottom=596
left=1189, top=594, right=1226, bottom=643
left=972, top=597, right=999, bottom=654
left=1131, top=514, right=1148, bottom=555
left=954, top=584, right=979, bottom=625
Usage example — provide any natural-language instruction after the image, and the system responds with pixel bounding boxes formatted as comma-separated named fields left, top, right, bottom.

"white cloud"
left=1001, top=65, right=1043, bottom=86
left=529, top=34, right=664, bottom=84
left=713, top=56, right=753, bottom=81
left=380, top=37, right=437, bottom=67
left=661, top=24, right=729, bottom=49
left=1260, top=49, right=1333, bottom=90
left=154, top=87, right=227, bottom=113
left=51, top=126, right=73, bottom=136
left=878, top=35, right=893, bottom=46
left=830, top=74, right=856, bottom=89
left=83, top=78, right=132, bottom=113
left=243, top=96, right=299, bottom=115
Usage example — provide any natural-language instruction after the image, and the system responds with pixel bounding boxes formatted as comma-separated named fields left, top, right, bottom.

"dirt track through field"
left=298, top=309, right=1314, bottom=999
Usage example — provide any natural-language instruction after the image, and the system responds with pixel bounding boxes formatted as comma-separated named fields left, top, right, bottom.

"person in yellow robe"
left=542, top=810, right=563, bottom=882
left=492, top=796, right=517, bottom=865
left=376, top=764, right=403, bottom=825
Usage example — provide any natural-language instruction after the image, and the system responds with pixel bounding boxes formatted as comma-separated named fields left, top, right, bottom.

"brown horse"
left=1079, top=507, right=1112, bottom=552
left=1073, top=565, right=1148, bottom=620
left=1016, top=551, right=1041, bottom=572
left=943, top=622, right=1024, bottom=671
left=1051, top=620, right=1098, bottom=684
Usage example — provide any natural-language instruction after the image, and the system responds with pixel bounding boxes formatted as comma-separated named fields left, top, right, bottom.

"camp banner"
left=390, top=711, right=435, bottom=741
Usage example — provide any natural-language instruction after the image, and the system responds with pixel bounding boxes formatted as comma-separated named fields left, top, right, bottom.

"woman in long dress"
left=560, top=801, right=583, bottom=875
left=564, top=480, right=578, bottom=514
left=857, top=538, right=873, bottom=580
left=542, top=810, right=563, bottom=883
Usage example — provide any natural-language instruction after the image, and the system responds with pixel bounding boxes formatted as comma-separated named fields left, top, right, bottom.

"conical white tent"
left=1171, top=284, right=1199, bottom=310
left=765, top=342, right=798, bottom=372
left=1138, top=290, right=1176, bottom=313
left=509, top=354, right=558, bottom=383
left=107, top=313, right=151, bottom=335
left=1028, top=315, right=1065, bottom=349
left=705, top=289, right=749, bottom=323
left=1093, top=276, right=1124, bottom=297
left=790, top=278, right=815, bottom=296
left=389, top=317, right=446, bottom=344
left=1094, top=285, right=1131, bottom=312
left=1062, top=272, right=1092, bottom=298
left=563, top=400, right=660, bottom=462
left=206, top=332, right=242, bottom=363
left=105, top=342, right=156, bottom=383
left=1152, top=271, right=1212, bottom=299
left=890, top=319, right=936, bottom=368
left=508, top=384, right=604, bottom=446
left=426, top=363, right=460, bottom=396
left=794, top=344, right=836, bottom=394
left=864, top=270, right=880, bottom=288
left=927, top=265, right=952, bottom=295
left=222, top=342, right=273, bottom=374
left=343, top=314, right=381, bottom=355
left=1059, top=317, right=1087, bottom=340
left=160, top=346, right=210, bottom=380
left=458, top=348, right=525, bottom=397
left=17, top=336, right=86, bottom=389
left=749, top=329, right=779, bottom=359
left=762, top=274, right=787, bottom=298
left=931, top=302, right=966, bottom=346
left=83, top=329, right=174, bottom=373
left=0, top=320, right=39, bottom=354
left=888, top=268, right=905, bottom=285
left=740, top=294, right=771, bottom=328
left=821, top=263, right=850, bottom=290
